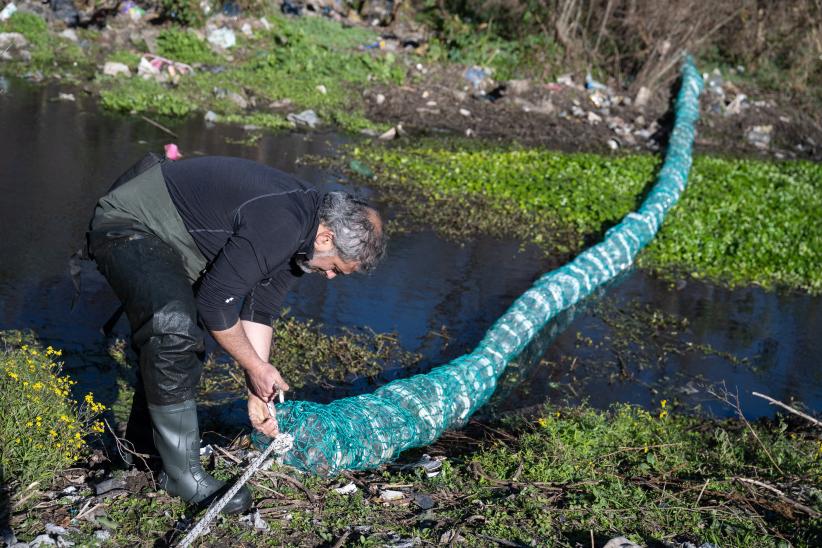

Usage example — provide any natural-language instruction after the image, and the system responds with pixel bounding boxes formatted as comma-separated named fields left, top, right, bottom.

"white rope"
left=176, top=432, right=294, bottom=548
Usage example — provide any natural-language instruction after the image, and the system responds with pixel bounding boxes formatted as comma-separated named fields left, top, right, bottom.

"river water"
left=1, top=76, right=819, bottom=425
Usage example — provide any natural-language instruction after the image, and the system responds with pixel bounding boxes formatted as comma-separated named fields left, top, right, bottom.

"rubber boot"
left=148, top=400, right=252, bottom=514
left=122, top=382, right=159, bottom=469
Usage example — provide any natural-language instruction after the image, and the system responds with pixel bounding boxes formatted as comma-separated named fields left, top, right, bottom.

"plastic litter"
left=239, top=510, right=270, bottom=531
left=138, top=54, right=194, bottom=83
left=379, top=489, right=405, bottom=501
left=281, top=0, right=301, bottom=16
left=463, top=66, right=491, bottom=92
left=745, top=124, right=773, bottom=149
left=58, top=92, right=75, bottom=102
left=585, top=73, right=612, bottom=94
left=603, top=537, right=642, bottom=548
left=165, top=143, right=183, bottom=161
left=119, top=1, right=145, bottom=22
left=204, top=110, right=219, bottom=124
left=207, top=28, right=236, bottom=50
left=333, top=482, right=358, bottom=495
left=349, top=159, right=374, bottom=178
left=287, top=109, right=320, bottom=128
left=0, top=3, right=17, bottom=22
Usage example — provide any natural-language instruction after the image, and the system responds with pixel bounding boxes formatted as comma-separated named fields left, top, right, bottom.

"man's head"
left=297, top=192, right=386, bottom=279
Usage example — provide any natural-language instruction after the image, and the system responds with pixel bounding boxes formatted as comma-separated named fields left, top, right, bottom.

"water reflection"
left=1, top=77, right=819, bottom=425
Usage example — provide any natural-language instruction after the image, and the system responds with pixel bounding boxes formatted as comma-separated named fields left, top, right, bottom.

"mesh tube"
left=260, top=56, right=703, bottom=475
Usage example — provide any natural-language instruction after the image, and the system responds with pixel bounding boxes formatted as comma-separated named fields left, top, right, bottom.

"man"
left=86, top=154, right=386, bottom=514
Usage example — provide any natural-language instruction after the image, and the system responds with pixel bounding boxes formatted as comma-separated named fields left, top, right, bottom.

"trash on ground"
left=94, top=478, right=126, bottom=495
left=316, top=84, right=327, bottom=95
left=459, top=108, right=471, bottom=117
left=603, top=537, right=642, bottom=548
left=378, top=124, right=404, bottom=140
left=379, top=489, right=405, bottom=501
left=239, top=509, right=270, bottom=532
left=746, top=124, right=773, bottom=149
left=287, top=109, right=320, bottom=128
left=207, top=28, right=237, bottom=50
left=0, top=2, right=17, bottom=22
left=204, top=110, right=219, bottom=124
left=58, top=92, right=75, bottom=102
left=463, top=66, right=492, bottom=93
left=138, top=54, right=194, bottom=83
left=58, top=29, right=79, bottom=42
left=411, top=492, right=434, bottom=509
left=165, top=143, right=182, bottom=160
left=119, top=1, right=145, bottom=22
left=332, top=482, right=358, bottom=495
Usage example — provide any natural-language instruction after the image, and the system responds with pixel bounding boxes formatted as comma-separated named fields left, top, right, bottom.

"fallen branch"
left=733, top=477, right=820, bottom=518
left=751, top=392, right=821, bottom=428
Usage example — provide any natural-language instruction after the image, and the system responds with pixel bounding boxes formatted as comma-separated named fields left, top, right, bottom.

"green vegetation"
left=155, top=28, right=216, bottom=65
left=99, top=13, right=404, bottom=131
left=351, top=142, right=822, bottom=293
left=0, top=11, right=88, bottom=73
left=10, top=403, right=819, bottom=546
left=0, top=332, right=105, bottom=489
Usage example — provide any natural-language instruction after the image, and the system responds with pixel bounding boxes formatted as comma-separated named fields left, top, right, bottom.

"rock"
left=204, top=110, right=219, bottom=124
left=411, top=493, right=434, bottom=510
left=207, top=28, right=236, bottom=49
left=586, top=111, right=602, bottom=124
left=634, top=86, right=652, bottom=108
left=50, top=0, right=80, bottom=27
left=268, top=98, right=292, bottom=109
left=58, top=92, right=75, bottom=101
left=0, top=32, right=29, bottom=52
left=379, top=489, right=405, bottom=501
left=603, top=537, right=642, bottom=548
left=315, top=84, right=327, bottom=95
left=506, top=79, right=531, bottom=95
left=241, top=22, right=253, bottom=37
left=103, top=61, right=131, bottom=77
left=94, top=478, right=126, bottom=495
left=59, top=29, right=79, bottom=42
left=375, top=93, right=385, bottom=105
left=725, top=93, right=748, bottom=115
left=30, top=535, right=57, bottom=547
left=227, top=91, right=248, bottom=109
left=333, top=482, right=358, bottom=495
left=607, top=139, right=619, bottom=151
left=287, top=109, right=320, bottom=128
left=426, top=100, right=437, bottom=107
left=465, top=128, right=474, bottom=137
left=745, top=124, right=773, bottom=149
left=459, top=108, right=471, bottom=117
left=439, top=530, right=465, bottom=544
left=556, top=73, right=576, bottom=87
left=571, top=105, right=585, bottom=117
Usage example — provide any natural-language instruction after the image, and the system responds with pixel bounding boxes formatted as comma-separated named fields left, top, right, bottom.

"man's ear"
left=314, top=225, right=335, bottom=252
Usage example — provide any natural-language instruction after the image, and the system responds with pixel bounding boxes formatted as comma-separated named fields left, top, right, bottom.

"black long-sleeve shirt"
left=162, top=157, right=320, bottom=331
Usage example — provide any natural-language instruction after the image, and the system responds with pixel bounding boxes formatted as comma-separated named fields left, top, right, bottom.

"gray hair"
left=318, top=192, right=386, bottom=272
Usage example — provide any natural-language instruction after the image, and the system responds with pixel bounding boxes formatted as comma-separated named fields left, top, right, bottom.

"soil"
left=365, top=63, right=822, bottom=162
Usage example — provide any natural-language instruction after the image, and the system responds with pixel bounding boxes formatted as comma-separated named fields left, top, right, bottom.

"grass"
left=0, top=11, right=89, bottom=75
left=349, top=141, right=822, bottom=293
left=97, top=13, right=404, bottom=131
left=8, top=403, right=819, bottom=546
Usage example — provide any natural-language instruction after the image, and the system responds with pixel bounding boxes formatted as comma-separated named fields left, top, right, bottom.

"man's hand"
left=248, top=391, right=279, bottom=437
left=245, top=361, right=289, bottom=402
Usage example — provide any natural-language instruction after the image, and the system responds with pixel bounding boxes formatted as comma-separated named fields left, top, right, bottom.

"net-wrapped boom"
left=260, top=56, right=704, bottom=476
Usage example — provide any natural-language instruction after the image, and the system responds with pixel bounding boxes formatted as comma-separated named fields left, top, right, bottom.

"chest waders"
left=87, top=155, right=251, bottom=514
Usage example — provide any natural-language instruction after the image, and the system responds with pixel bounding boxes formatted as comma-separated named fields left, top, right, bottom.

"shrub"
left=156, top=28, right=215, bottom=65
left=0, top=332, right=105, bottom=490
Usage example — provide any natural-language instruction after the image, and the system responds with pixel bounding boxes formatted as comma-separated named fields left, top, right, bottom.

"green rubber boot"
left=148, top=400, right=251, bottom=514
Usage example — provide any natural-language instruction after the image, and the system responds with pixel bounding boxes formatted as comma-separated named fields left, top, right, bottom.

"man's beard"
left=296, top=250, right=337, bottom=274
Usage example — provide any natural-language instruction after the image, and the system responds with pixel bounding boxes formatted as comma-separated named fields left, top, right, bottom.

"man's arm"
left=236, top=319, right=283, bottom=438
left=211, top=320, right=289, bottom=400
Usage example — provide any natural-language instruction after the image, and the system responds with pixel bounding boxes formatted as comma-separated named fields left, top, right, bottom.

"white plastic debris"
left=199, top=444, right=214, bottom=457
left=239, top=510, right=270, bottom=532
left=58, top=29, right=78, bottom=42
left=204, top=110, right=219, bottom=124
left=459, top=108, right=471, bottom=117
left=603, top=537, right=642, bottom=548
left=333, top=482, right=358, bottom=495
left=0, top=3, right=17, bottom=22
left=103, top=61, right=131, bottom=77
left=607, top=139, right=619, bottom=151
left=207, top=28, right=236, bottom=50
left=375, top=93, right=385, bottom=105
left=93, top=530, right=111, bottom=542
left=241, top=23, right=253, bottom=37
left=315, top=84, right=327, bottom=95
left=745, top=124, right=773, bottom=149
left=379, top=489, right=405, bottom=501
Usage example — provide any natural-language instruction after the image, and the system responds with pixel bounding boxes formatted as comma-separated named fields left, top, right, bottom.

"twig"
left=260, top=471, right=317, bottom=504
left=140, top=114, right=178, bottom=138
left=733, top=477, right=820, bottom=518
left=751, top=392, right=821, bottom=427
left=213, top=445, right=243, bottom=465
left=331, top=530, right=351, bottom=548
left=695, top=479, right=710, bottom=506
left=590, top=529, right=595, bottom=548
left=76, top=502, right=103, bottom=521
left=104, top=419, right=157, bottom=489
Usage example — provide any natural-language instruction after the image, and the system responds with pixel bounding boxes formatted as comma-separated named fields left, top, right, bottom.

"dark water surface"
left=1, top=77, right=819, bottom=425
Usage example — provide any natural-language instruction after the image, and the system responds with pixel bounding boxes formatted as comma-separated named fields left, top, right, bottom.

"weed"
left=156, top=28, right=216, bottom=65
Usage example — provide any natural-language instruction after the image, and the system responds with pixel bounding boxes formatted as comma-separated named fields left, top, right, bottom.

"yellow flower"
left=32, top=382, right=42, bottom=391
left=84, top=393, right=95, bottom=405
left=537, top=417, right=548, bottom=427
left=644, top=445, right=649, bottom=453
left=660, top=399, right=667, bottom=408
left=7, top=371, right=19, bottom=381
left=659, top=410, right=668, bottom=419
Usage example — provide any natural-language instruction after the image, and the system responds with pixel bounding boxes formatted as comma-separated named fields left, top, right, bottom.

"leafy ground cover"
left=350, top=142, right=822, bottom=293
left=8, top=402, right=819, bottom=546
left=97, top=13, right=403, bottom=131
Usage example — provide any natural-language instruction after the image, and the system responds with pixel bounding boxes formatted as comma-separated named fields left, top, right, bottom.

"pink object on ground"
left=164, top=143, right=182, bottom=160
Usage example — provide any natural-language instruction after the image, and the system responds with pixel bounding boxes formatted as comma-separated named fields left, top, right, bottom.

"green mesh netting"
left=256, top=57, right=704, bottom=476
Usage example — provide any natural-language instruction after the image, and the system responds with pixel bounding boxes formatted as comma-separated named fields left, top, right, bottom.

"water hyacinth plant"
left=0, top=332, right=105, bottom=490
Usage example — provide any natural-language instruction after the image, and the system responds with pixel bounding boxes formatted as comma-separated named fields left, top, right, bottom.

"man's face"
left=297, top=251, right=359, bottom=279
